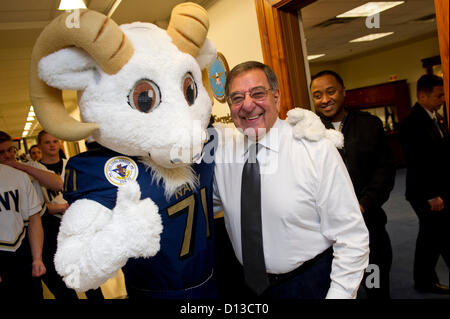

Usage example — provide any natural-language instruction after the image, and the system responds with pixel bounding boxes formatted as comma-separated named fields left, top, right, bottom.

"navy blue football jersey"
left=64, top=133, right=217, bottom=296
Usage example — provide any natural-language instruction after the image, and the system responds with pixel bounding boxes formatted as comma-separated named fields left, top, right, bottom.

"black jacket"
left=321, top=109, right=396, bottom=227
left=399, top=103, right=449, bottom=203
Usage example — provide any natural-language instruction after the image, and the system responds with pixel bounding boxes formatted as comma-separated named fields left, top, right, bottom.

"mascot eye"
left=128, top=79, right=161, bottom=113
left=182, top=73, right=197, bottom=106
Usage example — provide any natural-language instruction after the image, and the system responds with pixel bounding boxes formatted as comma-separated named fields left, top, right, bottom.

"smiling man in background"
left=311, top=70, right=396, bottom=299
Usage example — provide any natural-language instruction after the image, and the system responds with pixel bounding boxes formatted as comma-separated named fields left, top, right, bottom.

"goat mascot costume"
left=29, top=3, right=219, bottom=299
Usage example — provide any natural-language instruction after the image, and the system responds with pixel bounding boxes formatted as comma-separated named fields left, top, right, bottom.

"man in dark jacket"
left=399, top=74, right=449, bottom=294
left=311, top=70, right=396, bottom=299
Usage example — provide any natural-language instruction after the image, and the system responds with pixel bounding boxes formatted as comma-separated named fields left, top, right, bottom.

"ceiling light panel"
left=337, top=2, right=405, bottom=18
left=308, top=54, right=326, bottom=60
left=350, top=32, right=394, bottom=42
left=58, top=0, right=87, bottom=10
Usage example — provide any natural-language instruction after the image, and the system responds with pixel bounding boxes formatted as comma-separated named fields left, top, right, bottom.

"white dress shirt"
left=213, top=118, right=369, bottom=299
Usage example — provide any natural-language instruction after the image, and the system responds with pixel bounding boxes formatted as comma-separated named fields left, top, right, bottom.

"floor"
left=383, top=168, right=448, bottom=299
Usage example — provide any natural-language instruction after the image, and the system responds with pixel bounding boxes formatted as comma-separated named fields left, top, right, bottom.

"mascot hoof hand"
left=287, top=108, right=344, bottom=148
left=112, top=181, right=163, bottom=258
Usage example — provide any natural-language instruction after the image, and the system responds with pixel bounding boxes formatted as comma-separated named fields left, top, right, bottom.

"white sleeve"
left=20, top=172, right=44, bottom=221
left=315, top=141, right=370, bottom=299
left=212, top=173, right=224, bottom=216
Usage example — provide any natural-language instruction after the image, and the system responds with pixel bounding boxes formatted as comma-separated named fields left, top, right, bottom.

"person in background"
left=29, top=145, right=42, bottom=162
left=37, top=130, right=104, bottom=299
left=0, top=132, right=47, bottom=299
left=400, top=74, right=449, bottom=295
left=0, top=131, right=63, bottom=192
left=310, top=70, right=396, bottom=299
left=35, top=130, right=79, bottom=299
left=213, top=61, right=369, bottom=299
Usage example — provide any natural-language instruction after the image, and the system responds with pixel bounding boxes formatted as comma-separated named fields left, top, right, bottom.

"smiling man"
left=311, top=70, right=396, bottom=299
left=226, top=63, right=280, bottom=139
left=213, top=61, right=369, bottom=299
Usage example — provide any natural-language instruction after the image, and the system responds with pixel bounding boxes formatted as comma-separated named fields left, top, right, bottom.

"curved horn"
left=29, top=9, right=134, bottom=141
left=166, top=2, right=209, bottom=58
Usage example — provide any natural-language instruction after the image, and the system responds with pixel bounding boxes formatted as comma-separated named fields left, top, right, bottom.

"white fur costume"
left=30, top=4, right=216, bottom=292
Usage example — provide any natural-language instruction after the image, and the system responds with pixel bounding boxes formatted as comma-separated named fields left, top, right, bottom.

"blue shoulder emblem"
left=104, top=156, right=139, bottom=186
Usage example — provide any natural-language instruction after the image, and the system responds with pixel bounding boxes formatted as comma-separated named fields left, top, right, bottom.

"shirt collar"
left=420, top=104, right=436, bottom=120
left=240, top=117, right=281, bottom=158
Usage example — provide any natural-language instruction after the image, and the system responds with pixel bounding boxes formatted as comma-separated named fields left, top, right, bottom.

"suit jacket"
left=399, top=102, right=449, bottom=203
left=321, top=109, right=396, bottom=228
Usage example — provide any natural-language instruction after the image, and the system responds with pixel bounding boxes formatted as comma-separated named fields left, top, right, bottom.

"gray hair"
left=225, top=61, right=279, bottom=97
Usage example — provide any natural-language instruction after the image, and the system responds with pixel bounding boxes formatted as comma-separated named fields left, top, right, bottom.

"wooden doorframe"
left=254, top=0, right=315, bottom=118
left=256, top=0, right=448, bottom=125
left=434, top=0, right=449, bottom=127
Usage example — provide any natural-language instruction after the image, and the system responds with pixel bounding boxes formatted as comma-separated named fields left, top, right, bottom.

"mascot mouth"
left=148, top=150, right=202, bottom=165
left=170, top=151, right=202, bottom=164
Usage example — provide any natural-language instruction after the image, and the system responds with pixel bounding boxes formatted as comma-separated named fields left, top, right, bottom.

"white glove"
left=55, top=181, right=163, bottom=291
left=287, top=107, right=344, bottom=148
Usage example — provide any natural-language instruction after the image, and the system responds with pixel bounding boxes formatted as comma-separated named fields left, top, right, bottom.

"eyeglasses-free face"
left=310, top=74, right=346, bottom=122
left=227, top=69, right=280, bottom=138
left=0, top=141, right=17, bottom=164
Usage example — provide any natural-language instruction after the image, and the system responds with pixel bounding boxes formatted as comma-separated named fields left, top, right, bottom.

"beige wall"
left=309, top=34, right=441, bottom=105
left=207, top=0, right=263, bottom=117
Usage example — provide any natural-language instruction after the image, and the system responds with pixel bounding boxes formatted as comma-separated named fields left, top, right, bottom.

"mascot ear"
left=38, top=47, right=98, bottom=91
left=196, top=39, right=216, bottom=70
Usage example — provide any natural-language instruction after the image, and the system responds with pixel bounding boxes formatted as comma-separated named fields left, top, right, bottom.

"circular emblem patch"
left=104, top=156, right=139, bottom=187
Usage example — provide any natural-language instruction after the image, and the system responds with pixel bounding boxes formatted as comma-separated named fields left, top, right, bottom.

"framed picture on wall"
left=208, top=52, right=230, bottom=103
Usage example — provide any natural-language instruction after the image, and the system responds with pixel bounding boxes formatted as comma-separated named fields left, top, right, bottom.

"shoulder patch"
left=104, top=156, right=139, bottom=187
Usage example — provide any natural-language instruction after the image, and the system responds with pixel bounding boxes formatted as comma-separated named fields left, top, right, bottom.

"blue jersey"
left=63, top=136, right=216, bottom=296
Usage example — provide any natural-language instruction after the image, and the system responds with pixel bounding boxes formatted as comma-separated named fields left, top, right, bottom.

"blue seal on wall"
left=208, top=52, right=230, bottom=103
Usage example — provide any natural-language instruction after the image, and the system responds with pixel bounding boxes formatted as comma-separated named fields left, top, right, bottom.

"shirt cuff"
left=325, top=286, right=355, bottom=299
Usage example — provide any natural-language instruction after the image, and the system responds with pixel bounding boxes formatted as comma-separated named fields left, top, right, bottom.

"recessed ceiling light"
left=22, top=130, right=29, bottom=137
left=337, top=2, right=404, bottom=18
left=24, top=122, right=32, bottom=130
left=350, top=32, right=394, bottom=42
left=308, top=54, right=326, bottom=61
left=27, top=116, right=35, bottom=122
left=58, top=0, right=87, bottom=10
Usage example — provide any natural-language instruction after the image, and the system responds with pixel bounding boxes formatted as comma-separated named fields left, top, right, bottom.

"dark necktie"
left=241, top=143, right=269, bottom=295
left=433, top=116, right=444, bottom=138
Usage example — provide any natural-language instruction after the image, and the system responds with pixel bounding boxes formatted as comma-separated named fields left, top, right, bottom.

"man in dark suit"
left=311, top=70, right=396, bottom=299
left=400, top=74, right=449, bottom=294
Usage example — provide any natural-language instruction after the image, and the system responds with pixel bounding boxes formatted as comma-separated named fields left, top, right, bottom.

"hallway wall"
left=207, top=0, right=264, bottom=118
left=309, top=34, right=441, bottom=105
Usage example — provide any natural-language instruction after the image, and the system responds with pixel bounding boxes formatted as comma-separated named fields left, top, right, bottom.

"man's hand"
left=32, top=259, right=46, bottom=277
left=46, top=202, right=70, bottom=215
left=429, top=197, right=444, bottom=211
left=2, top=159, right=20, bottom=169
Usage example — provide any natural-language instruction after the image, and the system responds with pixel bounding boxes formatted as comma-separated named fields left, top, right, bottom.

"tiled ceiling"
left=0, top=0, right=441, bottom=139
left=301, top=0, right=438, bottom=63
